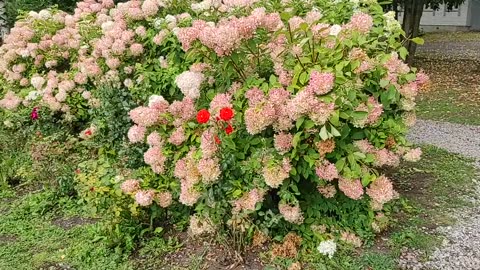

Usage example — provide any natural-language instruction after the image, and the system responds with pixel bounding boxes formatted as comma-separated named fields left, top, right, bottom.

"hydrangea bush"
left=0, top=0, right=428, bottom=252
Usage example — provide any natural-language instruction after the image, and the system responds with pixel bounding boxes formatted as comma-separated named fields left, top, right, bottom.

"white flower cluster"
left=317, top=240, right=337, bottom=258
left=191, top=0, right=221, bottom=13
left=175, top=71, right=205, bottom=100
left=383, top=11, right=401, bottom=35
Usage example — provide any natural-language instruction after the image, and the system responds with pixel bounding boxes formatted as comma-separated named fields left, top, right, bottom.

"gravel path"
left=399, top=119, right=480, bottom=270
left=416, top=40, right=480, bottom=60
left=408, top=119, right=480, bottom=168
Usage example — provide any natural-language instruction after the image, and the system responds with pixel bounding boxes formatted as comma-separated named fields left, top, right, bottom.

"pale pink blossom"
left=135, top=190, right=155, bottom=206
left=366, top=175, right=395, bottom=205
left=129, top=106, right=159, bottom=127
left=147, top=132, right=163, bottom=147
left=200, top=129, right=218, bottom=158
left=233, top=188, right=265, bottom=213
left=0, top=91, right=22, bottom=110
left=274, top=132, right=293, bottom=154
left=317, top=185, right=337, bottom=198
left=306, top=71, right=335, bottom=95
left=403, top=148, right=422, bottom=162
left=127, top=125, right=146, bottom=143
left=175, top=71, right=205, bottom=99
left=338, top=178, right=364, bottom=200
left=263, top=158, right=291, bottom=188
left=169, top=127, right=187, bottom=146
left=374, top=148, right=400, bottom=167
left=346, top=12, right=373, bottom=34
left=279, top=202, right=304, bottom=224
left=141, top=0, right=159, bottom=17
left=197, top=158, right=221, bottom=184
left=156, top=191, right=173, bottom=208
left=315, top=161, right=339, bottom=181
left=130, top=43, right=144, bottom=56
left=121, top=179, right=140, bottom=193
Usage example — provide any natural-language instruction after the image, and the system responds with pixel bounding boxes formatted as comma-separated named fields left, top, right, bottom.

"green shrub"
left=0, top=0, right=429, bottom=258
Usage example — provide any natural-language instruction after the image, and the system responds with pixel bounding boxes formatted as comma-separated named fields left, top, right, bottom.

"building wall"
left=397, top=0, right=471, bottom=27
left=470, top=0, right=480, bottom=30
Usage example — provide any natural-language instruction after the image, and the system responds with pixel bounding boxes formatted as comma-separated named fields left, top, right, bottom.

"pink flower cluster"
left=262, top=158, right=291, bottom=188
left=244, top=85, right=335, bottom=135
left=0, top=91, right=22, bottom=110
left=366, top=175, right=395, bottom=205
left=340, top=231, right=362, bottom=247
left=233, top=188, right=265, bottom=213
left=274, top=132, right=293, bottom=154
left=135, top=189, right=155, bottom=206
left=315, top=161, right=339, bottom=181
left=286, top=88, right=335, bottom=125
left=197, top=158, right=221, bottom=184
left=403, top=147, right=422, bottom=162
left=175, top=71, right=205, bottom=99
left=279, top=202, right=304, bottom=224
left=317, top=184, right=337, bottom=198
left=338, top=178, right=364, bottom=200
left=355, top=139, right=400, bottom=168
left=175, top=157, right=201, bottom=206
left=244, top=87, right=291, bottom=134
left=120, top=179, right=140, bottom=193
left=144, top=146, right=167, bottom=174
left=176, top=8, right=282, bottom=55
left=345, top=12, right=374, bottom=34
left=353, top=97, right=384, bottom=127
left=305, top=71, right=335, bottom=95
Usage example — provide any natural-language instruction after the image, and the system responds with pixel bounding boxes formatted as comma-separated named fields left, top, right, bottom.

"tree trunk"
left=402, top=0, right=425, bottom=64
left=393, top=0, right=399, bottom=20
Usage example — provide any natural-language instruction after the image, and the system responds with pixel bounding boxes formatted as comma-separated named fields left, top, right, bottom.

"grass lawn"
left=416, top=86, right=480, bottom=126
left=0, top=146, right=477, bottom=270
left=414, top=32, right=480, bottom=126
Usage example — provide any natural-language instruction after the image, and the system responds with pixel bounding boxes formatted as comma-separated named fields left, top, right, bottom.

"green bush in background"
left=5, top=0, right=78, bottom=26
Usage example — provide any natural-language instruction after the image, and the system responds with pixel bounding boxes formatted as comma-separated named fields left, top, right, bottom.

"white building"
left=398, top=0, right=480, bottom=32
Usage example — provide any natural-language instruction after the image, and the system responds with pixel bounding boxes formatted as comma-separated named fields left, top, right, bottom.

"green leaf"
left=352, top=111, right=368, bottom=120
left=292, top=132, right=302, bottom=148
left=319, top=126, right=329, bottom=140
left=330, top=110, right=340, bottom=126
left=330, top=126, right=341, bottom=137
left=398, top=47, right=408, bottom=60
left=411, top=37, right=424, bottom=45
left=304, top=120, right=315, bottom=129
left=296, top=117, right=305, bottom=129
left=380, top=79, right=390, bottom=88
left=336, top=158, right=346, bottom=171
left=299, top=72, right=308, bottom=84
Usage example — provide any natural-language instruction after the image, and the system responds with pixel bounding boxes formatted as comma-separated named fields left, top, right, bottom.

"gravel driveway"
left=399, top=119, right=480, bottom=270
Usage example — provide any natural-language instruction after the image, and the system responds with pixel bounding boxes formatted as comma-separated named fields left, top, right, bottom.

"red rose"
left=197, top=109, right=210, bottom=124
left=85, top=130, right=92, bottom=136
left=30, top=107, right=39, bottom=120
left=219, top=107, right=234, bottom=121
left=225, top=124, right=233, bottom=135
left=214, top=135, right=221, bottom=144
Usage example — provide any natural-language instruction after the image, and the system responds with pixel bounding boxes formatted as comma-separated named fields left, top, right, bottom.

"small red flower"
left=85, top=130, right=92, bottom=136
left=75, top=169, right=81, bottom=174
left=30, top=107, right=39, bottom=120
left=197, top=109, right=210, bottom=124
left=219, top=107, right=234, bottom=121
left=214, top=135, right=221, bottom=144
left=225, top=124, right=233, bottom=135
